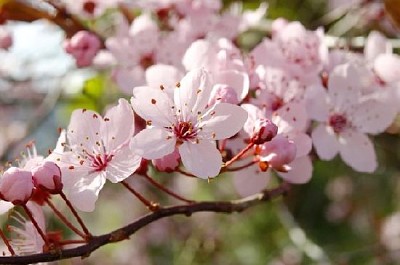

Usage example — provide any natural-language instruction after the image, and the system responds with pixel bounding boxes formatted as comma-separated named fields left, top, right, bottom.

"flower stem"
left=45, top=198, right=86, bottom=240
left=222, top=160, right=257, bottom=172
left=0, top=228, right=15, bottom=256
left=223, top=142, right=254, bottom=168
left=122, top=181, right=160, bottom=211
left=142, top=173, right=194, bottom=204
left=175, top=168, right=196, bottom=178
left=59, top=192, right=91, bottom=238
left=22, top=204, right=49, bottom=247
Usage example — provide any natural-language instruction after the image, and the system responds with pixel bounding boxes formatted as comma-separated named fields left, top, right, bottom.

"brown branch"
left=0, top=182, right=290, bottom=264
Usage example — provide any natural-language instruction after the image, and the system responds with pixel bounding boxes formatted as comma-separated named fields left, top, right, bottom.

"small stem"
left=222, top=160, right=257, bottom=172
left=142, top=173, right=194, bottom=204
left=223, top=143, right=255, bottom=168
left=122, top=181, right=160, bottom=211
left=22, top=205, right=49, bottom=247
left=59, top=192, right=91, bottom=238
left=0, top=228, right=15, bottom=256
left=58, top=239, right=87, bottom=246
left=45, top=198, right=86, bottom=240
left=175, top=168, right=196, bottom=178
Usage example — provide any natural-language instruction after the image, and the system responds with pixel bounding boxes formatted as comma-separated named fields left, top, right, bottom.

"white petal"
left=101, top=98, right=134, bottom=151
left=241, top=104, right=264, bottom=136
left=232, top=164, right=271, bottom=197
left=145, top=64, right=183, bottom=98
left=174, top=68, right=213, bottom=120
left=339, top=131, right=377, bottom=173
left=182, top=39, right=215, bottom=71
left=374, top=54, right=400, bottom=83
left=67, top=109, right=102, bottom=152
left=200, top=103, right=248, bottom=140
left=311, top=124, right=339, bottom=160
left=179, top=141, right=222, bottom=179
left=131, top=86, right=175, bottom=127
left=278, top=156, right=313, bottom=184
left=365, top=31, right=391, bottom=61
left=65, top=171, right=107, bottom=212
left=130, top=128, right=176, bottom=159
left=106, top=145, right=142, bottom=183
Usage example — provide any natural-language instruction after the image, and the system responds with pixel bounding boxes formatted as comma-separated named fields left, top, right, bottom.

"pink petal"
left=174, top=68, right=213, bottom=120
left=130, top=128, right=176, bottom=159
left=106, top=145, right=142, bottom=183
left=67, top=109, right=102, bottom=152
left=374, top=54, right=400, bottom=83
left=274, top=102, right=309, bottom=132
left=179, top=141, right=222, bottom=179
left=339, top=130, right=377, bottom=173
left=182, top=39, right=215, bottom=71
left=200, top=103, right=248, bottom=140
left=131, top=86, right=175, bottom=127
left=351, top=96, right=397, bottom=135
left=328, top=64, right=361, bottom=111
left=304, top=85, right=330, bottom=122
left=101, top=98, right=134, bottom=151
left=312, top=124, right=339, bottom=160
left=278, top=156, right=313, bottom=184
left=289, top=132, right=312, bottom=157
left=241, top=104, right=264, bottom=136
left=232, top=164, right=271, bottom=197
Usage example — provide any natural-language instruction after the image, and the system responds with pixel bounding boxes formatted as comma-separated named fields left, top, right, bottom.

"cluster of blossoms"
left=0, top=0, right=399, bottom=258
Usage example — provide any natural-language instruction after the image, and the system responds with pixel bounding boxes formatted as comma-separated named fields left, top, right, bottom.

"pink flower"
left=58, top=99, right=141, bottom=211
left=152, top=149, right=181, bottom=172
left=64, top=31, right=101, bottom=68
left=306, top=63, right=395, bottom=172
left=251, top=118, right=278, bottom=145
left=131, top=68, right=248, bottom=178
left=32, top=161, right=63, bottom=194
left=0, top=167, right=33, bottom=205
left=259, top=135, right=296, bottom=172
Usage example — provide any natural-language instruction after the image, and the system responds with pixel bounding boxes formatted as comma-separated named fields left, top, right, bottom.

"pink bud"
left=209, top=84, right=239, bottom=106
left=64, top=31, right=101, bottom=67
left=32, top=161, right=63, bottom=194
left=153, top=149, right=180, bottom=172
left=259, top=135, right=296, bottom=172
left=0, top=27, right=12, bottom=50
left=251, top=118, right=278, bottom=145
left=0, top=167, right=33, bottom=205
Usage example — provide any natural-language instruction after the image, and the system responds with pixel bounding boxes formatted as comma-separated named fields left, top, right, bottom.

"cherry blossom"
left=306, top=63, right=396, bottom=172
left=57, top=99, right=141, bottom=212
left=64, top=31, right=101, bottom=68
left=130, top=68, right=248, bottom=179
left=0, top=167, right=33, bottom=205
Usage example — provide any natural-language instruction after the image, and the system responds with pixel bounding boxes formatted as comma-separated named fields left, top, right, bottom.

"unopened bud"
left=0, top=167, right=33, bottom=205
left=32, top=161, right=63, bottom=194
left=252, top=118, right=278, bottom=144
left=153, top=149, right=180, bottom=172
left=209, top=84, right=239, bottom=106
left=259, top=135, right=296, bottom=172
left=0, top=27, right=12, bottom=50
left=64, top=31, right=101, bottom=67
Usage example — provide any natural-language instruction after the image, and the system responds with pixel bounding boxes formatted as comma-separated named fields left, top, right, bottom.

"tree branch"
left=0, top=182, right=290, bottom=264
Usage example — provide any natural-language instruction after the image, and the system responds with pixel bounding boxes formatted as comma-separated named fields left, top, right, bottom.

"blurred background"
left=1, top=0, right=400, bottom=264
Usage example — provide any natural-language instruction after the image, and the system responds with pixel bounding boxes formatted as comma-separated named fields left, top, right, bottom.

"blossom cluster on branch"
left=0, top=0, right=399, bottom=263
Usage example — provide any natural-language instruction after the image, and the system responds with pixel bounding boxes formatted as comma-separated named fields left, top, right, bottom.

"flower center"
left=329, top=114, right=347, bottom=134
left=83, top=1, right=96, bottom=15
left=88, top=153, right=113, bottom=172
left=174, top=121, right=197, bottom=142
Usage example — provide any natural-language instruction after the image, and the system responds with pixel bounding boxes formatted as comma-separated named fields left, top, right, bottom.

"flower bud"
left=64, top=31, right=101, bottom=67
left=0, top=167, right=33, bottom=205
left=209, top=84, right=239, bottom=106
left=251, top=118, right=278, bottom=145
left=152, top=149, right=180, bottom=172
left=32, top=161, right=63, bottom=194
left=259, top=135, right=296, bottom=172
left=0, top=27, right=12, bottom=50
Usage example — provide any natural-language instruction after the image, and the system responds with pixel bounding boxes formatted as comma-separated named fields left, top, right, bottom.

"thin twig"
left=0, top=182, right=290, bottom=264
left=59, top=192, right=91, bottom=238
left=122, top=181, right=160, bottom=211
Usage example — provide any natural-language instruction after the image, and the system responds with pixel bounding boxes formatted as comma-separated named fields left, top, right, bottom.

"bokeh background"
left=1, top=0, right=400, bottom=264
